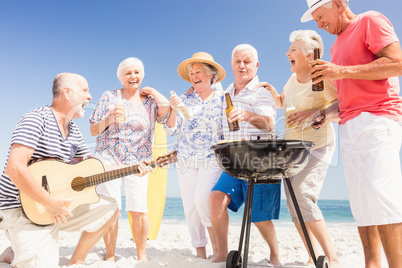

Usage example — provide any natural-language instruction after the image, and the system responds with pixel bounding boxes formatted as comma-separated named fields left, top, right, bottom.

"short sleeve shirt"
left=89, top=89, right=159, bottom=165
left=283, top=74, right=338, bottom=149
left=331, top=11, right=402, bottom=124
left=0, top=106, right=90, bottom=210
left=222, top=76, right=277, bottom=141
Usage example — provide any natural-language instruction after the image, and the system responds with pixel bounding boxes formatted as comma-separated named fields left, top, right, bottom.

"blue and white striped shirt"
left=0, top=106, right=90, bottom=210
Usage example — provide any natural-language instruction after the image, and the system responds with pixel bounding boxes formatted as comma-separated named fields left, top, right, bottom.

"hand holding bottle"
left=169, top=94, right=183, bottom=107
left=225, top=93, right=240, bottom=132
left=312, top=48, right=324, bottom=91
left=170, top=90, right=191, bottom=120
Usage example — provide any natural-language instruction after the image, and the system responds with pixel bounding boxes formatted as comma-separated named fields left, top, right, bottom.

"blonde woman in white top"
left=257, top=30, right=340, bottom=267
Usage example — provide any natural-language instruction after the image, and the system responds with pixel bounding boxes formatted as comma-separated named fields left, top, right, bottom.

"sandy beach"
left=0, top=219, right=389, bottom=268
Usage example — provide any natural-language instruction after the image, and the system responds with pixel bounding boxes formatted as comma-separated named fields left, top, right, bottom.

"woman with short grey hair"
left=89, top=57, right=170, bottom=261
left=257, top=29, right=340, bottom=266
left=289, top=29, right=324, bottom=58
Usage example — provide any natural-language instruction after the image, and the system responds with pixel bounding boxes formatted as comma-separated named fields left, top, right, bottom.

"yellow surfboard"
left=128, top=122, right=168, bottom=240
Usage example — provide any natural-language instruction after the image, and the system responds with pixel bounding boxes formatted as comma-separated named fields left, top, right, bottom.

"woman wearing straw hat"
left=257, top=30, right=340, bottom=267
left=164, top=52, right=226, bottom=259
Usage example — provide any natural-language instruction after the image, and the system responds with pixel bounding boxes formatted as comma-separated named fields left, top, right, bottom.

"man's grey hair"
left=187, top=62, right=219, bottom=85
left=52, top=73, right=85, bottom=97
left=116, top=57, right=145, bottom=83
left=289, top=30, right=324, bottom=57
left=231, top=44, right=258, bottom=62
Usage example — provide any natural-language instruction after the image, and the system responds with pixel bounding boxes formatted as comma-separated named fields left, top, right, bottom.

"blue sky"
left=1, top=0, right=401, bottom=199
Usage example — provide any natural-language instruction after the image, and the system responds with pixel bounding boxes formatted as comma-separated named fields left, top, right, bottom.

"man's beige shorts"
left=0, top=195, right=118, bottom=267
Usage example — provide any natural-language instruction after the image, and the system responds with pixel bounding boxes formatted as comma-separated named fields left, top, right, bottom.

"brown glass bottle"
left=312, top=48, right=324, bottom=91
left=225, top=93, right=240, bottom=132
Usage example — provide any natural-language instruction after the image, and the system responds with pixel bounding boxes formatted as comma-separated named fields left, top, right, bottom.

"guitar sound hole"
left=71, top=177, right=86, bottom=191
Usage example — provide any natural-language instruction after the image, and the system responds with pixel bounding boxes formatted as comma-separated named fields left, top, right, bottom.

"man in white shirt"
left=210, top=44, right=282, bottom=266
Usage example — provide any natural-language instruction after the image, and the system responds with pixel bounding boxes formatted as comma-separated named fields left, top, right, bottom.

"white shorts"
left=95, top=153, right=149, bottom=213
left=0, top=195, right=117, bottom=268
left=340, top=112, right=402, bottom=226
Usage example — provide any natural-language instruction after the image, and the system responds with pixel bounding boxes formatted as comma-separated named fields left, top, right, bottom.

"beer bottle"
left=312, top=48, right=324, bottom=91
left=170, top=90, right=191, bottom=120
left=225, top=93, right=240, bottom=132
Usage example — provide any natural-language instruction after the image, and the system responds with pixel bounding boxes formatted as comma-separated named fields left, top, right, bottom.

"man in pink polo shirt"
left=302, top=0, right=402, bottom=267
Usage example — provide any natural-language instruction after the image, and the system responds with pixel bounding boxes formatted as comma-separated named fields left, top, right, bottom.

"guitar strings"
left=34, top=154, right=174, bottom=196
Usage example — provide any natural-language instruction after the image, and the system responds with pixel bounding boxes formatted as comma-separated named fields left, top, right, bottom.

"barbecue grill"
left=211, top=138, right=329, bottom=268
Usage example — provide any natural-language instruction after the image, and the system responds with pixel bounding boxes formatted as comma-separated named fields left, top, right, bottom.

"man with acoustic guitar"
left=0, top=73, right=152, bottom=267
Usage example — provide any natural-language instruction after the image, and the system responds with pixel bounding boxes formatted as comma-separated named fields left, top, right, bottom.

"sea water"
left=120, top=197, right=354, bottom=225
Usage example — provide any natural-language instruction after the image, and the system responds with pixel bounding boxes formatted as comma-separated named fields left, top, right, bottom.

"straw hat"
left=177, top=52, right=226, bottom=83
left=301, top=0, right=348, bottom=22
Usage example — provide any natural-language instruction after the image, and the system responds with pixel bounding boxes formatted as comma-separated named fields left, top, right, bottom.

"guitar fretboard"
left=85, top=162, right=156, bottom=187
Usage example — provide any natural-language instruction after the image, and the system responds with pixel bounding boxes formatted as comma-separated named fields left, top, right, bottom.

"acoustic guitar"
left=20, top=151, right=177, bottom=225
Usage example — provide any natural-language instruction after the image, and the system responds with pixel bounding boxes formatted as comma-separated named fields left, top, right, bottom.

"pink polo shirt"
left=331, top=11, right=402, bottom=124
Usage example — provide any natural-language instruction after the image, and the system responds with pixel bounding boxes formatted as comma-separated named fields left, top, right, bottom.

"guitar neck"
left=85, top=161, right=157, bottom=187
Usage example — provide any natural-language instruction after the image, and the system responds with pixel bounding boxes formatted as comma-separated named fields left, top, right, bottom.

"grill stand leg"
left=284, top=177, right=317, bottom=266
left=234, top=178, right=255, bottom=268
left=243, top=178, right=255, bottom=267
